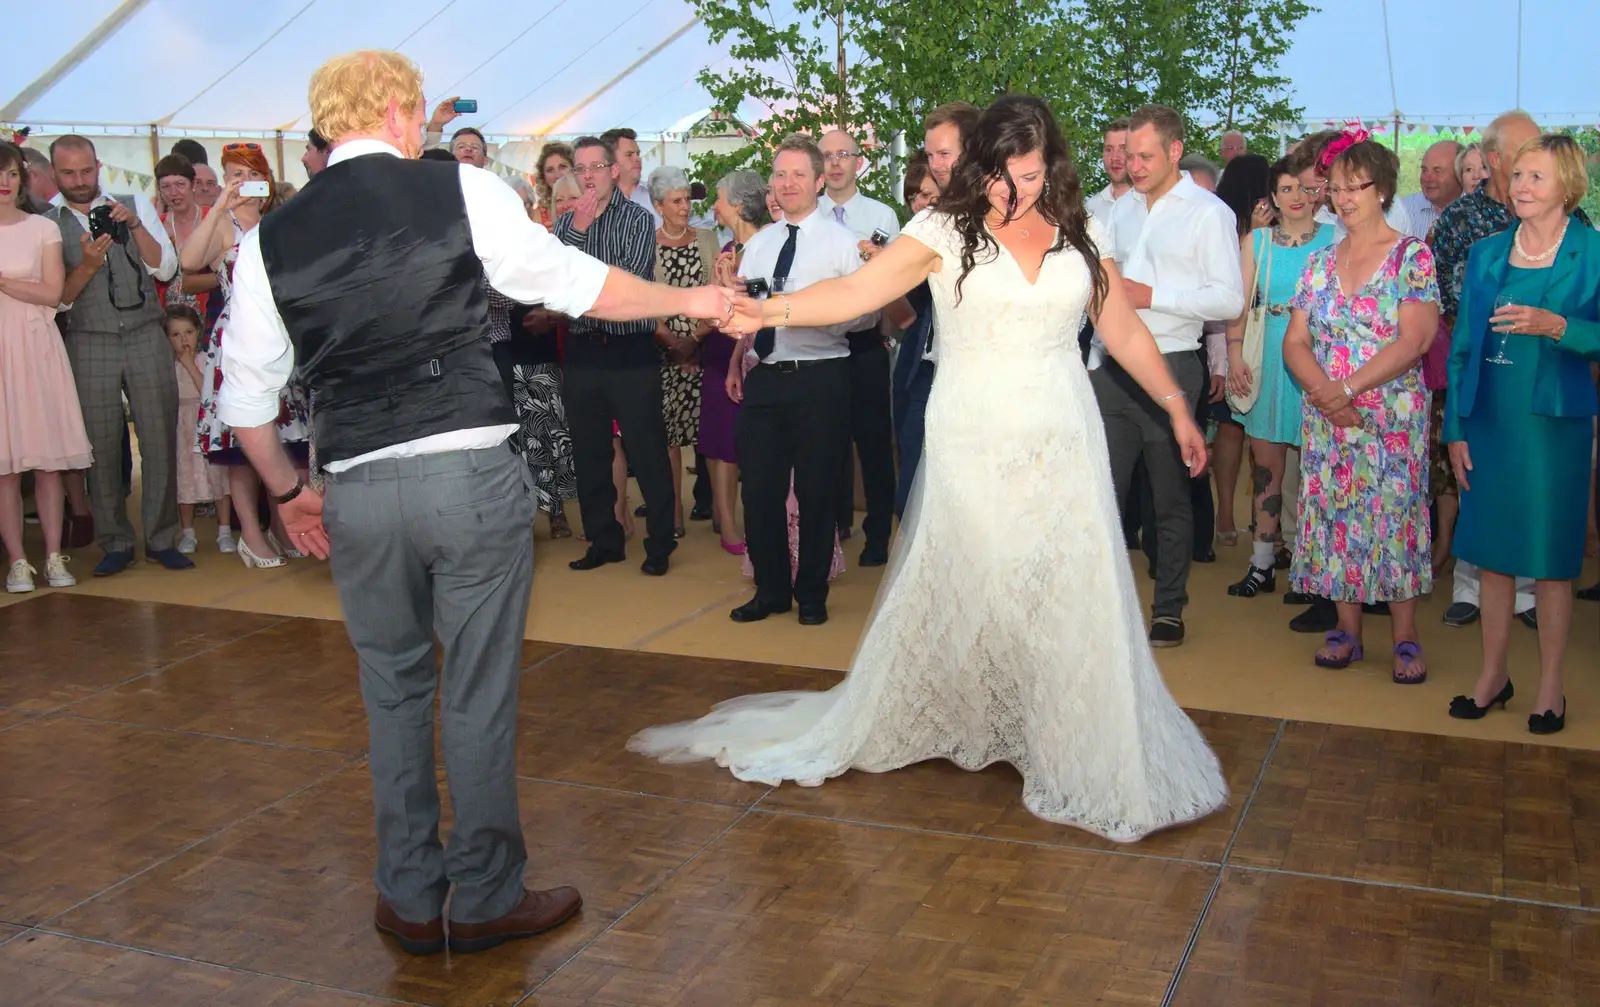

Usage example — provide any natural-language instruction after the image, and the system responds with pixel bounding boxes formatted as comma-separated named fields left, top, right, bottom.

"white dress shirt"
left=819, top=188, right=899, bottom=331
left=52, top=190, right=178, bottom=283
left=738, top=205, right=867, bottom=362
left=620, top=181, right=662, bottom=227
left=1099, top=171, right=1244, bottom=363
left=218, top=139, right=610, bottom=472
left=1084, top=183, right=1126, bottom=229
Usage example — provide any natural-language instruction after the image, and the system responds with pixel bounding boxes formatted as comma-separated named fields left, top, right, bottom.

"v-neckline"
left=1332, top=236, right=1403, bottom=301
left=987, top=224, right=1057, bottom=287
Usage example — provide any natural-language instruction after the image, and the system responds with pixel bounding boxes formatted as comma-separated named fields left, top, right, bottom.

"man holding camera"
left=48, top=135, right=189, bottom=575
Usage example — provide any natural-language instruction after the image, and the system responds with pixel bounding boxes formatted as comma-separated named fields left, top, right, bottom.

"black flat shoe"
left=569, top=549, right=624, bottom=571
left=640, top=555, right=669, bottom=577
left=1283, top=590, right=1314, bottom=606
left=730, top=597, right=791, bottom=623
left=798, top=603, right=828, bottom=626
left=1288, top=597, right=1336, bottom=633
left=1227, top=565, right=1275, bottom=598
left=859, top=546, right=888, bottom=568
left=690, top=504, right=713, bottom=522
left=1449, top=679, right=1512, bottom=720
left=1529, top=700, right=1566, bottom=735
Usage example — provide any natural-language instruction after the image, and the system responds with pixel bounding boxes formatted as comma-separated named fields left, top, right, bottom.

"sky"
left=5, top=0, right=1599, bottom=137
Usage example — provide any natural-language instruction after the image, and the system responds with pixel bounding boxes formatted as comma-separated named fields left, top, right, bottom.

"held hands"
left=1447, top=441, right=1473, bottom=491
left=1306, top=377, right=1353, bottom=415
left=1491, top=304, right=1565, bottom=339
left=278, top=488, right=330, bottom=560
left=727, top=287, right=766, bottom=336
left=680, top=285, right=736, bottom=327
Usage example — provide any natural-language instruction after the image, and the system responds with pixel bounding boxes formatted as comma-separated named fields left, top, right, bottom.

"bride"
left=629, top=96, right=1229, bottom=842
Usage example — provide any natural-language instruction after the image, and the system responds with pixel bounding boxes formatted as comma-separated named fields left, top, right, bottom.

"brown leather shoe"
left=374, top=896, right=445, bottom=955
left=448, top=886, right=583, bottom=954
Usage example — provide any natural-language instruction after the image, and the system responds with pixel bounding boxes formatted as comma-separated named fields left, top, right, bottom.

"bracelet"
left=779, top=294, right=792, bottom=326
left=1341, top=381, right=1356, bottom=400
left=1158, top=390, right=1186, bottom=404
left=272, top=479, right=304, bottom=506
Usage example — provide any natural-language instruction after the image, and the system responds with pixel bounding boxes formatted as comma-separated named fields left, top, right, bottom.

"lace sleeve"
left=899, top=208, right=954, bottom=262
left=1086, top=214, right=1113, bottom=260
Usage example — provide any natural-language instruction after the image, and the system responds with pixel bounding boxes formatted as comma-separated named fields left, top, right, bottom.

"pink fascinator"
left=1316, top=124, right=1370, bottom=175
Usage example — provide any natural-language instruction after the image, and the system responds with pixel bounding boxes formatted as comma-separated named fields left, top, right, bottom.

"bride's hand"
left=1172, top=412, right=1210, bottom=477
left=728, top=289, right=765, bottom=335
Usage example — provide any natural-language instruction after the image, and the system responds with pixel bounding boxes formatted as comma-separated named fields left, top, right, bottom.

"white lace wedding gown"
left=629, top=209, right=1229, bottom=842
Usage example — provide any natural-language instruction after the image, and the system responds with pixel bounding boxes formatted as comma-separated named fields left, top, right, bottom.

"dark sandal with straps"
left=1392, top=641, right=1427, bottom=684
left=1227, top=564, right=1276, bottom=597
left=1314, top=630, right=1363, bottom=669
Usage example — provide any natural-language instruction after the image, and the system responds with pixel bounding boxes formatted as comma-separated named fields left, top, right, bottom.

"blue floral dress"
left=1289, top=237, right=1438, bottom=603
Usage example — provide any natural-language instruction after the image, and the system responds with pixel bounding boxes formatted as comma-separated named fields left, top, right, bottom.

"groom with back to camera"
left=217, top=50, right=731, bottom=957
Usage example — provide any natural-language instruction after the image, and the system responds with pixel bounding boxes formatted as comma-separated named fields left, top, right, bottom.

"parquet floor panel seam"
left=1220, top=864, right=1600, bottom=915
left=54, top=712, right=360, bottom=757
left=23, top=928, right=432, bottom=1006
left=1163, top=719, right=1287, bottom=1006
left=520, top=800, right=773, bottom=1006
left=35, top=757, right=366, bottom=930
left=512, top=773, right=775, bottom=812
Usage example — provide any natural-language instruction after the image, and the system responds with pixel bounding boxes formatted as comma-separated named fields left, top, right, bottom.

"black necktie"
left=754, top=224, right=800, bottom=360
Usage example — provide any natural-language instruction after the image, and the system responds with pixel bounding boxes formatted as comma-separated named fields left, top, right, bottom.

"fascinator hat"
left=1315, top=125, right=1371, bottom=176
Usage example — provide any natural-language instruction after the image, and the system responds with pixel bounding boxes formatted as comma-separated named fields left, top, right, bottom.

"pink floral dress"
left=1288, top=237, right=1438, bottom=603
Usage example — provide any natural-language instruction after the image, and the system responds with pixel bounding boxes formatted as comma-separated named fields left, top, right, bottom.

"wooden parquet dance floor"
left=3, top=591, right=1598, bottom=1006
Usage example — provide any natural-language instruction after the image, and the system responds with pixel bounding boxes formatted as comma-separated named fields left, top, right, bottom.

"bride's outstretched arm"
left=1091, top=255, right=1210, bottom=474
left=729, top=235, right=940, bottom=333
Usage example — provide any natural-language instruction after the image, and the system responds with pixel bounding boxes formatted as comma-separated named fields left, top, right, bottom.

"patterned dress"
left=511, top=352, right=576, bottom=515
left=1289, top=237, right=1438, bottom=603
left=656, top=241, right=704, bottom=447
left=195, top=213, right=311, bottom=461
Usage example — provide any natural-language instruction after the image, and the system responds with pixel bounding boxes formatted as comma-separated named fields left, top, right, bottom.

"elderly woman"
left=1444, top=135, right=1600, bottom=734
left=506, top=171, right=584, bottom=540
left=534, top=142, right=574, bottom=228
left=1456, top=142, right=1489, bottom=194
left=649, top=165, right=721, bottom=535
left=1281, top=131, right=1440, bottom=683
left=508, top=176, right=538, bottom=221
left=697, top=169, right=771, bottom=553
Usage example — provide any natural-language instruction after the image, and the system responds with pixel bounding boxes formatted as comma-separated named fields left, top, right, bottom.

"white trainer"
left=45, top=553, right=76, bottom=588
left=6, top=559, right=36, bottom=594
left=178, top=528, right=198, bottom=554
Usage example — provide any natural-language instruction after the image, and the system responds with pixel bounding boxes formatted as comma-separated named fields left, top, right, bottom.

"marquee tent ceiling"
left=6, top=0, right=1599, bottom=139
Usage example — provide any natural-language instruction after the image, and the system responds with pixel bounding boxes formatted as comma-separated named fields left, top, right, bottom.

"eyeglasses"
left=573, top=162, right=613, bottom=175
left=1326, top=181, right=1377, bottom=197
left=1277, top=183, right=1325, bottom=197
left=223, top=142, right=261, bottom=152
left=452, top=142, right=485, bottom=155
left=823, top=151, right=860, bottom=162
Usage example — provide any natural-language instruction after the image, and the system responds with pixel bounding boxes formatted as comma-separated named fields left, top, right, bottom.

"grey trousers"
left=1092, top=351, right=1207, bottom=620
left=63, top=325, right=180, bottom=553
left=323, top=444, right=534, bottom=925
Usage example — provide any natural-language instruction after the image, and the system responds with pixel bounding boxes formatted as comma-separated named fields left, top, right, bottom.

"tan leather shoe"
left=448, top=886, right=582, bottom=954
left=374, top=896, right=445, bottom=955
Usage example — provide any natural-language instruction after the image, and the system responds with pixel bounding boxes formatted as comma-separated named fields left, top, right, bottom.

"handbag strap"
left=1253, top=229, right=1272, bottom=317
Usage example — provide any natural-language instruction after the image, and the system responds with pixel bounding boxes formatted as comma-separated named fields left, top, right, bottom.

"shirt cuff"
left=217, top=391, right=283, bottom=430
left=549, top=257, right=610, bottom=318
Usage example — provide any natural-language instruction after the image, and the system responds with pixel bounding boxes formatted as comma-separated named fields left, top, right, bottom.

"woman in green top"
left=1444, top=135, right=1600, bottom=735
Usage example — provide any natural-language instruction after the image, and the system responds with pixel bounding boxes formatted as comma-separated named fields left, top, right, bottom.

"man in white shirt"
left=48, top=135, right=189, bottom=577
left=1085, top=116, right=1132, bottom=228
left=730, top=133, right=868, bottom=627
left=218, top=49, right=730, bottom=958
left=1398, top=139, right=1463, bottom=239
left=1093, top=104, right=1244, bottom=648
left=818, top=129, right=900, bottom=564
left=602, top=127, right=662, bottom=227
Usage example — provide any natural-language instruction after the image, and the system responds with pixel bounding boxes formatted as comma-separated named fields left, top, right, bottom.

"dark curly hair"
left=939, top=95, right=1105, bottom=310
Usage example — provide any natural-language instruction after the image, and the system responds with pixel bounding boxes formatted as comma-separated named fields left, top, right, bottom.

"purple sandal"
left=1392, top=641, right=1427, bottom=684
left=1315, top=630, right=1363, bottom=669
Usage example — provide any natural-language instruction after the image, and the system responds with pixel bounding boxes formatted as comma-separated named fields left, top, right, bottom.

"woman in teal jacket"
left=1443, top=135, right=1600, bottom=735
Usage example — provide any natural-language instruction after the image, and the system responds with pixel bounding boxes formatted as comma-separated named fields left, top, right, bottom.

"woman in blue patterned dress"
left=1225, top=155, right=1336, bottom=598
left=1281, top=132, right=1440, bottom=684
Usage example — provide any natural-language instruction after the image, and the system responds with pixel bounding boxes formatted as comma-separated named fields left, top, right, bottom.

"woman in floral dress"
left=1281, top=132, right=1440, bottom=684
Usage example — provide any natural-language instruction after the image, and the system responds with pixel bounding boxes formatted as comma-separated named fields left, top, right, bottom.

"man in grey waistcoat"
left=48, top=135, right=191, bottom=575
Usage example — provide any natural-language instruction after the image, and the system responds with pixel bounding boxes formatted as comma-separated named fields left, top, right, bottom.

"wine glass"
left=1487, top=293, right=1516, bottom=365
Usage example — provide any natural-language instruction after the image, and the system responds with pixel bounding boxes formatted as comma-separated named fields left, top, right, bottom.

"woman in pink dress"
left=0, top=144, right=93, bottom=593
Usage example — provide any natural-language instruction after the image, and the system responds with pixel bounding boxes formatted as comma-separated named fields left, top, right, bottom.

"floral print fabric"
left=1289, top=237, right=1438, bottom=603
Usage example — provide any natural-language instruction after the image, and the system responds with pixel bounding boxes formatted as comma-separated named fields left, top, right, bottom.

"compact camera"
left=870, top=227, right=891, bottom=247
left=87, top=204, right=131, bottom=245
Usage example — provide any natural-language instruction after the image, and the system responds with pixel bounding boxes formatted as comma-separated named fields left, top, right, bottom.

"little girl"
left=165, top=306, right=234, bottom=553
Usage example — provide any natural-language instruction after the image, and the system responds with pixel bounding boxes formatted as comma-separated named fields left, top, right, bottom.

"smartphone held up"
left=240, top=181, right=270, bottom=198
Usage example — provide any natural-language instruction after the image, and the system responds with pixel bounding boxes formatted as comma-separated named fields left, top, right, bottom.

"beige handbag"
left=1226, top=234, right=1271, bottom=414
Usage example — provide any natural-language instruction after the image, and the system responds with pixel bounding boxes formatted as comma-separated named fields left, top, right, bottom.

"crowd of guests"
left=2, top=100, right=1596, bottom=732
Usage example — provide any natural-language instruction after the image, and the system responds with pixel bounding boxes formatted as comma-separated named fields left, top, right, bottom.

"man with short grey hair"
left=1218, top=130, right=1247, bottom=164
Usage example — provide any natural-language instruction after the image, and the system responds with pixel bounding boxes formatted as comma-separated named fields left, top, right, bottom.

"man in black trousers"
left=554, top=136, right=677, bottom=575
left=730, top=134, right=868, bottom=626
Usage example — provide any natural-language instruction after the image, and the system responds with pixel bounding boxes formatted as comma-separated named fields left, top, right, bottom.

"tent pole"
left=148, top=124, right=159, bottom=173
left=275, top=130, right=286, bottom=182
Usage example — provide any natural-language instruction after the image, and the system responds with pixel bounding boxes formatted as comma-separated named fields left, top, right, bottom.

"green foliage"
left=687, top=0, right=1316, bottom=206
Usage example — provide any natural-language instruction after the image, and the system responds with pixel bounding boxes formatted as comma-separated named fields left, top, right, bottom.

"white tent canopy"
left=6, top=0, right=1598, bottom=159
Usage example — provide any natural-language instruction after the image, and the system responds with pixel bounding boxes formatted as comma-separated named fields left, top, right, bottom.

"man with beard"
left=48, top=135, right=189, bottom=575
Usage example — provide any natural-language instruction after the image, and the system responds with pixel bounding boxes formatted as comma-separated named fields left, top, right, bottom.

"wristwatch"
left=272, top=480, right=304, bottom=505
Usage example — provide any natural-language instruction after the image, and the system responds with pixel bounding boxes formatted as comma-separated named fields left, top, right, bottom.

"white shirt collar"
left=328, top=139, right=407, bottom=166
left=50, top=190, right=114, bottom=213
left=1128, top=171, right=1204, bottom=209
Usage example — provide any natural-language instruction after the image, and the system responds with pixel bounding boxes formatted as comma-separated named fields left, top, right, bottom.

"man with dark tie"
left=731, top=134, right=868, bottom=626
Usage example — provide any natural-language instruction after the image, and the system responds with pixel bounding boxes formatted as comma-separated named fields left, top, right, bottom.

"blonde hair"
left=309, top=50, right=424, bottom=144
left=1514, top=134, right=1589, bottom=214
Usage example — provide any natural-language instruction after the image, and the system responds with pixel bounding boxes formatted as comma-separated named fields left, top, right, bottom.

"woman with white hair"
left=650, top=165, right=720, bottom=535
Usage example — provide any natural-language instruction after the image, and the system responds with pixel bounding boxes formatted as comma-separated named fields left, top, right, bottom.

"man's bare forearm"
left=234, top=424, right=301, bottom=496
left=585, top=266, right=694, bottom=323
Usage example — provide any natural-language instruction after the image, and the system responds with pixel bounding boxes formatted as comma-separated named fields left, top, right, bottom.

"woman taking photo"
left=1444, top=134, right=1600, bottom=735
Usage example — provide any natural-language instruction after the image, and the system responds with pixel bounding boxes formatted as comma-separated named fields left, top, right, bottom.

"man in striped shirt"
left=553, top=135, right=678, bottom=576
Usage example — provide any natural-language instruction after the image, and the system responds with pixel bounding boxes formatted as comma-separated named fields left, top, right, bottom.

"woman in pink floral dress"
left=1281, top=132, right=1440, bottom=684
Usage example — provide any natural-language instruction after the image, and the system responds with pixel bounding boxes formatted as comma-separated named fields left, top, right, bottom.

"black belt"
left=761, top=357, right=841, bottom=372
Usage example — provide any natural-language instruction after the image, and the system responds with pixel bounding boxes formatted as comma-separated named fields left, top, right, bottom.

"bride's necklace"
left=989, top=211, right=1039, bottom=239
left=1514, top=218, right=1567, bottom=262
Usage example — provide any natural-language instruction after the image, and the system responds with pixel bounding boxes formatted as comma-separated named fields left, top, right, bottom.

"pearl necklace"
left=1514, top=218, right=1567, bottom=262
left=659, top=224, right=689, bottom=240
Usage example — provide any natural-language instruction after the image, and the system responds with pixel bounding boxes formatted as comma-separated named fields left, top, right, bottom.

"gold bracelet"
left=779, top=294, right=792, bottom=326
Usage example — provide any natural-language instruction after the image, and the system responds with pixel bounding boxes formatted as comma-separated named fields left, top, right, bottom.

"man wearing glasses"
left=817, top=130, right=900, bottom=566
left=553, top=136, right=678, bottom=576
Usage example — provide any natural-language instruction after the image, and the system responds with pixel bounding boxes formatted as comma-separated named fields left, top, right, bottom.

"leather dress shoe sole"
left=373, top=897, right=445, bottom=956
left=448, top=886, right=583, bottom=954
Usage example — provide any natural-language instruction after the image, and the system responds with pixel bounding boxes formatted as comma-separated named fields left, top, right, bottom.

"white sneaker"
left=45, top=553, right=75, bottom=588
left=6, top=559, right=36, bottom=594
left=217, top=529, right=237, bottom=554
left=178, top=528, right=198, bottom=554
